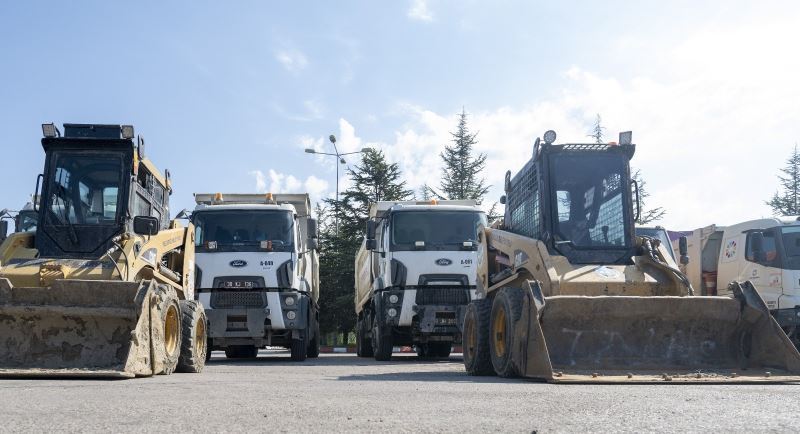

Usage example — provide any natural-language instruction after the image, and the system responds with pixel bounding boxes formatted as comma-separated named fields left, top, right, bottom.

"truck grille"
left=210, top=291, right=266, bottom=309
left=415, top=288, right=469, bottom=306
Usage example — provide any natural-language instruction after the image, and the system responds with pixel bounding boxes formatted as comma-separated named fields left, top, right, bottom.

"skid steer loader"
left=0, top=123, right=207, bottom=378
left=463, top=130, right=800, bottom=383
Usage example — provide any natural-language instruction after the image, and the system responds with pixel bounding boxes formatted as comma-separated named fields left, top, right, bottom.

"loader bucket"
left=0, top=278, right=172, bottom=378
left=511, top=281, right=800, bottom=383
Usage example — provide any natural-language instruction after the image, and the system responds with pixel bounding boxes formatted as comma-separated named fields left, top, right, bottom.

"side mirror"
left=307, top=218, right=318, bottom=238
left=133, top=216, right=160, bottom=236
left=0, top=220, right=8, bottom=242
left=678, top=236, right=689, bottom=265
left=366, top=239, right=377, bottom=250
left=499, top=195, right=506, bottom=205
left=366, top=220, right=376, bottom=240
left=750, top=231, right=766, bottom=262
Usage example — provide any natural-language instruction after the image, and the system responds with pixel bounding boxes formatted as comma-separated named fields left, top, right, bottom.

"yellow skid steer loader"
left=463, top=130, right=800, bottom=383
left=0, top=123, right=207, bottom=378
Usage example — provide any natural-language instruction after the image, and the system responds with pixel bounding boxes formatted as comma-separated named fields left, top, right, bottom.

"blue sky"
left=1, top=1, right=798, bottom=229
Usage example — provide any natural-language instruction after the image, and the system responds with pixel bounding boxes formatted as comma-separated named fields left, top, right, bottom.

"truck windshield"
left=194, top=210, right=294, bottom=252
left=550, top=153, right=630, bottom=249
left=44, top=152, right=122, bottom=226
left=391, top=211, right=486, bottom=251
left=780, top=226, right=800, bottom=270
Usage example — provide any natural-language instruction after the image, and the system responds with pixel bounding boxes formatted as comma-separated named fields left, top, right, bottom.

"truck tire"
left=307, top=316, right=320, bottom=358
left=225, top=345, right=258, bottom=359
left=291, top=333, right=308, bottom=362
left=177, top=300, right=208, bottom=373
left=158, top=289, right=182, bottom=375
left=205, top=337, right=212, bottom=362
left=372, top=315, right=393, bottom=361
left=357, top=317, right=374, bottom=357
left=490, top=288, right=523, bottom=378
left=463, top=298, right=494, bottom=376
left=430, top=342, right=451, bottom=359
left=415, top=344, right=431, bottom=359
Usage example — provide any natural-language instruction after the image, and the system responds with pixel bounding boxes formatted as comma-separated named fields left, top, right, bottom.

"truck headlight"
left=286, top=311, right=297, bottom=320
left=285, top=296, right=295, bottom=306
left=389, top=294, right=399, bottom=304
left=387, top=308, right=398, bottom=318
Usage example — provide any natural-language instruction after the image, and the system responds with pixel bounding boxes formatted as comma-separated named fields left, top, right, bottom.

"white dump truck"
left=192, top=193, right=320, bottom=361
left=680, top=217, right=800, bottom=344
left=354, top=200, right=487, bottom=360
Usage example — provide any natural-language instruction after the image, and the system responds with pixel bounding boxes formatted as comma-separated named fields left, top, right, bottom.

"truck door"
left=741, top=229, right=783, bottom=310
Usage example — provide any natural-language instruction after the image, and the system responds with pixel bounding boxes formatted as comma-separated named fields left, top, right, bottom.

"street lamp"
left=304, top=134, right=371, bottom=234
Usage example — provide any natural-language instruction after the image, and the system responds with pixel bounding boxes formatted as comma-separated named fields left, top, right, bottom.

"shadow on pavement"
left=334, top=370, right=532, bottom=384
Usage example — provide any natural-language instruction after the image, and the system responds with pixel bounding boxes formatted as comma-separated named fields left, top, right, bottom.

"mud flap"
left=511, top=280, right=800, bottom=383
left=0, top=278, right=172, bottom=378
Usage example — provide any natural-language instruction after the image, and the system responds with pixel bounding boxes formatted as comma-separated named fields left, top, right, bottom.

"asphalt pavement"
left=1, top=351, right=798, bottom=433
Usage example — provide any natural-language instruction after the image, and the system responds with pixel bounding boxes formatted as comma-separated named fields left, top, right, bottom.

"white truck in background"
left=354, top=200, right=487, bottom=361
left=680, top=217, right=800, bottom=344
left=192, top=193, right=320, bottom=361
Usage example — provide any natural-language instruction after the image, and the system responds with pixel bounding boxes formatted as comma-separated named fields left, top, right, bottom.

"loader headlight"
left=387, top=308, right=398, bottom=318
left=285, top=296, right=296, bottom=306
left=543, top=129, right=557, bottom=144
left=286, top=311, right=297, bottom=320
left=121, top=125, right=135, bottom=139
left=389, top=294, right=399, bottom=304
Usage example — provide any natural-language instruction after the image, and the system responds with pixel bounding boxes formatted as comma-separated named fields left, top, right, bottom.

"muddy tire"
left=490, top=288, right=523, bottom=378
left=158, top=291, right=182, bottom=375
left=307, top=315, right=320, bottom=358
left=372, top=315, right=393, bottom=361
left=177, top=300, right=208, bottom=373
left=464, top=298, right=494, bottom=376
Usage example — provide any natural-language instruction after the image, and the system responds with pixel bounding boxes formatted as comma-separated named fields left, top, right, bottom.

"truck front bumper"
left=200, top=290, right=310, bottom=340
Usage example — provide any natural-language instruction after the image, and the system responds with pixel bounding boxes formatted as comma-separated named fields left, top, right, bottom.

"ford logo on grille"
left=229, top=260, right=247, bottom=268
left=435, top=258, right=452, bottom=266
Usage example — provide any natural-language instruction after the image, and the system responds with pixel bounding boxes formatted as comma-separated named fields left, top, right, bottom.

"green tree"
left=432, top=109, right=490, bottom=203
left=632, top=169, right=666, bottom=224
left=767, top=144, right=800, bottom=216
left=317, top=149, right=412, bottom=340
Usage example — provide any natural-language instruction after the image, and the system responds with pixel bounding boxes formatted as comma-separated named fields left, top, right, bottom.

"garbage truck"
left=0, top=123, right=206, bottom=377
left=462, top=129, right=800, bottom=382
left=354, top=200, right=487, bottom=360
left=192, top=193, right=320, bottom=361
left=679, top=218, right=800, bottom=346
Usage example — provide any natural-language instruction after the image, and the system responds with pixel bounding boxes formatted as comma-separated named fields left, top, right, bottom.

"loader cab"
left=503, top=130, right=637, bottom=265
left=34, top=123, right=170, bottom=259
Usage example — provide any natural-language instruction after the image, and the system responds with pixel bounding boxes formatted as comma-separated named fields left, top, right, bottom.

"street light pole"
left=304, top=136, right=370, bottom=236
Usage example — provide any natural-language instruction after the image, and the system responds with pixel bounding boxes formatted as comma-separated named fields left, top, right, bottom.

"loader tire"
left=372, top=315, right=393, bottom=361
left=463, top=298, right=494, bottom=376
left=307, top=316, right=320, bottom=358
left=490, top=288, right=523, bottom=378
left=357, top=317, right=374, bottom=358
left=158, top=291, right=182, bottom=375
left=177, top=300, right=208, bottom=373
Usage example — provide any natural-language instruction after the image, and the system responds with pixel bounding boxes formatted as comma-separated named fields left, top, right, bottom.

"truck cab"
left=355, top=200, right=487, bottom=360
left=682, top=218, right=800, bottom=343
left=192, top=193, right=320, bottom=361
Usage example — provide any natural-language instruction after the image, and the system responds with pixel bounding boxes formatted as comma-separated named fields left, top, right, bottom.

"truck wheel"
left=415, top=344, right=431, bottom=359
left=291, top=333, right=309, bottom=362
left=307, top=317, right=320, bottom=358
left=225, top=345, right=258, bottom=359
left=372, top=316, right=393, bottom=361
left=205, top=337, right=212, bottom=362
left=357, top=317, right=374, bottom=357
left=177, top=300, right=208, bottom=373
left=158, top=290, right=182, bottom=375
left=463, top=298, right=494, bottom=376
left=431, top=342, right=451, bottom=359
left=490, top=288, right=523, bottom=378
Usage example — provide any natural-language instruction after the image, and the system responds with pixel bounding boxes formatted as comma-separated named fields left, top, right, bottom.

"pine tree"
left=588, top=113, right=605, bottom=144
left=632, top=169, right=666, bottom=224
left=317, top=149, right=412, bottom=340
left=767, top=144, right=800, bottom=216
left=435, top=109, right=490, bottom=203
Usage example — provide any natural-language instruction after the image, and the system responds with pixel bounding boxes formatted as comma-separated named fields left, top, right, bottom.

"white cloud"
left=274, top=49, right=308, bottom=72
left=249, top=170, right=331, bottom=212
left=408, top=0, right=433, bottom=22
